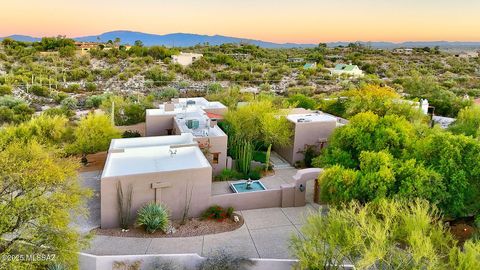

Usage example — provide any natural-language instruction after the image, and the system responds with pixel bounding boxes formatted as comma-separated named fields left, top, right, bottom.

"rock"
left=166, top=225, right=176, bottom=234
left=233, top=216, right=240, bottom=223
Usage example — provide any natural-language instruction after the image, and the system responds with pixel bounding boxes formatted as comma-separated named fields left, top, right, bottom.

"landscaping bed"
left=92, top=213, right=244, bottom=238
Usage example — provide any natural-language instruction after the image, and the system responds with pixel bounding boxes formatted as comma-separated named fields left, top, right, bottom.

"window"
left=212, top=153, right=220, bottom=164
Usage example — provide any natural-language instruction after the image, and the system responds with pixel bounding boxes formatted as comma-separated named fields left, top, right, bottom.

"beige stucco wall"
left=145, top=114, right=175, bottom=136
left=209, top=189, right=283, bottom=210
left=275, top=120, right=336, bottom=165
left=101, top=167, right=212, bottom=228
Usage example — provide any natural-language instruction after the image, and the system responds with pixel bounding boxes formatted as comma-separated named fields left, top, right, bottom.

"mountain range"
left=2, top=30, right=480, bottom=49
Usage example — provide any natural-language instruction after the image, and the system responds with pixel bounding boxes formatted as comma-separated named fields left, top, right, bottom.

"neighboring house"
left=145, top=98, right=228, bottom=175
left=75, top=42, right=98, bottom=55
left=288, top=57, right=305, bottom=63
left=454, top=51, right=479, bottom=58
left=330, top=64, right=364, bottom=77
left=274, top=108, right=346, bottom=165
left=303, top=62, right=317, bottom=69
left=172, top=52, right=203, bottom=66
left=392, top=48, right=414, bottom=54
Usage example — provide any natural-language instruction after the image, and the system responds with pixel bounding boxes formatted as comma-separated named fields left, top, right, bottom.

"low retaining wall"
left=79, top=253, right=297, bottom=270
left=210, top=168, right=324, bottom=211
left=210, top=189, right=283, bottom=210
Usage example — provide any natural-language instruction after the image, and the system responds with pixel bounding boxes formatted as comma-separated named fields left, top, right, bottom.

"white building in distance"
left=172, top=52, right=203, bottom=66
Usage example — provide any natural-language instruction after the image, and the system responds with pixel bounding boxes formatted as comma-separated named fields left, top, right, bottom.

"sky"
left=2, top=0, right=480, bottom=43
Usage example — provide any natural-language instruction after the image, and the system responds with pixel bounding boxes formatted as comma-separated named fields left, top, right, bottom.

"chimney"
left=210, top=120, right=217, bottom=128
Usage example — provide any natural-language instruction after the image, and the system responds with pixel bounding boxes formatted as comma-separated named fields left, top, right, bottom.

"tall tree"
left=68, top=114, right=121, bottom=160
left=0, top=141, right=90, bottom=269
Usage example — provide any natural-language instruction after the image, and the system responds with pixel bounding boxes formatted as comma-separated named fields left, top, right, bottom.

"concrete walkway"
left=82, top=204, right=325, bottom=259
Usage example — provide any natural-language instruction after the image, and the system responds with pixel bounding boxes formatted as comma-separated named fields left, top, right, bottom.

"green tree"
left=287, top=94, right=317, bottom=110
left=291, top=199, right=477, bottom=270
left=68, top=114, right=121, bottom=158
left=0, top=115, right=70, bottom=149
left=314, top=112, right=415, bottom=168
left=0, top=141, right=90, bottom=270
left=224, top=100, right=292, bottom=173
left=449, top=105, right=480, bottom=138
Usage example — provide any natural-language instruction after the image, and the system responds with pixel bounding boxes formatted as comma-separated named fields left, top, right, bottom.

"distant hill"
left=1, top=35, right=41, bottom=42
left=73, top=31, right=317, bottom=48
left=2, top=30, right=480, bottom=49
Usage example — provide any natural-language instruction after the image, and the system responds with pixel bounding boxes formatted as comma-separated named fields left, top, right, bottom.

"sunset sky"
left=3, top=0, right=480, bottom=43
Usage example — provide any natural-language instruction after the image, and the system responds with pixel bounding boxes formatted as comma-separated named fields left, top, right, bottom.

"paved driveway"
left=82, top=204, right=325, bottom=259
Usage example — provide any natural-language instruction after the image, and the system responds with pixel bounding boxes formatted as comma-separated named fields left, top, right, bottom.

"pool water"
left=230, top=181, right=267, bottom=193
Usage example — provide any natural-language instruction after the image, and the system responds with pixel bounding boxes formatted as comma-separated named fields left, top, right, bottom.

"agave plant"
left=47, top=264, right=67, bottom=270
left=136, top=203, right=170, bottom=233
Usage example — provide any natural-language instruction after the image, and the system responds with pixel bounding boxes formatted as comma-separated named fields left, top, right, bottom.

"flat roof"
left=109, top=134, right=194, bottom=151
left=287, top=113, right=338, bottom=124
left=102, top=145, right=211, bottom=178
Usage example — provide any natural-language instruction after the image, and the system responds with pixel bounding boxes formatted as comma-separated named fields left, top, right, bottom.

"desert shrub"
left=30, top=84, right=50, bottom=97
left=85, top=82, right=97, bottom=92
left=252, top=151, right=267, bottom=164
left=0, top=85, right=12, bottom=96
left=60, top=96, right=78, bottom=110
left=122, top=130, right=142, bottom=138
left=85, top=94, right=107, bottom=109
left=136, top=203, right=169, bottom=233
left=199, top=250, right=255, bottom=270
left=150, top=260, right=183, bottom=270
left=214, top=169, right=243, bottom=181
left=151, top=87, right=179, bottom=101
left=201, top=205, right=234, bottom=221
left=66, top=84, right=81, bottom=93
left=247, top=167, right=262, bottom=180
left=47, top=263, right=67, bottom=270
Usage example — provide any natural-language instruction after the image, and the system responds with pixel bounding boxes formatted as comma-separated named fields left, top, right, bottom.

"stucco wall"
left=145, top=114, right=175, bottom=136
left=101, top=167, right=212, bottom=228
left=209, top=189, right=283, bottom=211
left=79, top=253, right=299, bottom=270
left=276, top=120, right=336, bottom=165
left=116, top=122, right=146, bottom=137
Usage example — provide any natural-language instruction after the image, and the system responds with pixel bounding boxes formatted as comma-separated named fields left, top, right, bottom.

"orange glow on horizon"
left=2, top=0, right=480, bottom=43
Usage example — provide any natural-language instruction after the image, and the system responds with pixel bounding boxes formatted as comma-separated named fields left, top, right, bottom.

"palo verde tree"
left=449, top=105, right=480, bottom=139
left=224, top=100, right=292, bottom=174
left=68, top=114, right=121, bottom=163
left=0, top=141, right=91, bottom=270
left=291, top=199, right=480, bottom=270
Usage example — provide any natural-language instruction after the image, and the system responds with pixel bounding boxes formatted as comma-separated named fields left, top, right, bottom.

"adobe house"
left=275, top=109, right=346, bottom=165
left=145, top=98, right=228, bottom=175
left=100, top=98, right=337, bottom=229
left=172, top=52, right=203, bottom=66
left=100, top=134, right=213, bottom=228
